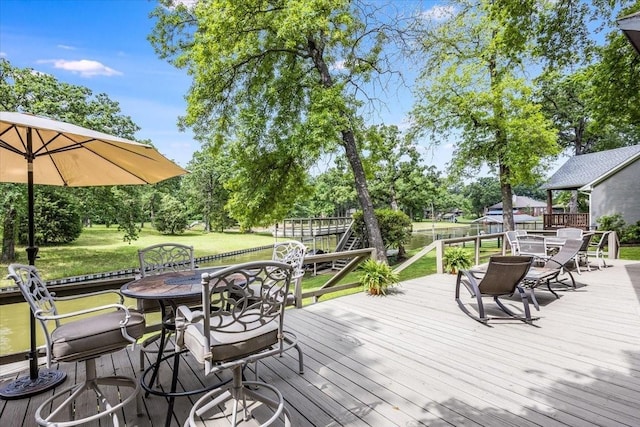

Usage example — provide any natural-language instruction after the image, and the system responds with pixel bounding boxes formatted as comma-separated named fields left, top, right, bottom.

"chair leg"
left=186, top=365, right=290, bottom=427
left=35, top=357, right=140, bottom=427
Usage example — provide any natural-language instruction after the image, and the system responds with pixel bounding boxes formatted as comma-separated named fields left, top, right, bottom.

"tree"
left=182, top=147, right=235, bottom=232
left=464, top=178, right=502, bottom=217
left=18, top=188, right=82, bottom=245
left=153, top=194, right=189, bottom=234
left=149, top=0, right=398, bottom=262
left=352, top=208, right=412, bottom=259
left=410, top=0, right=561, bottom=231
left=363, top=124, right=439, bottom=219
left=0, top=59, right=146, bottom=259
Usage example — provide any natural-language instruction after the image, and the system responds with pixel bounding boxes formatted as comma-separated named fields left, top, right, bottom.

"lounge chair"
left=526, top=238, right=583, bottom=298
left=575, top=232, right=595, bottom=273
left=455, top=255, right=536, bottom=324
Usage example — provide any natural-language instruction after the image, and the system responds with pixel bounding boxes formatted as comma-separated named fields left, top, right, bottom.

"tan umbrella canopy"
left=0, top=111, right=187, bottom=186
left=0, top=111, right=188, bottom=399
left=618, top=11, right=640, bottom=55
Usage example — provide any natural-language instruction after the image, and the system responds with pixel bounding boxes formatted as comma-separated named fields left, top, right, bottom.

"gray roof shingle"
left=543, top=145, right=640, bottom=190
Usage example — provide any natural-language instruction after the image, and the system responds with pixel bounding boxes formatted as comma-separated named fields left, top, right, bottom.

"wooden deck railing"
left=543, top=213, right=590, bottom=230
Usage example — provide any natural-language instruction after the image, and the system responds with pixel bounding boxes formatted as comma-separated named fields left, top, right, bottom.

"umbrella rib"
left=0, top=125, right=29, bottom=157
left=35, top=130, right=164, bottom=184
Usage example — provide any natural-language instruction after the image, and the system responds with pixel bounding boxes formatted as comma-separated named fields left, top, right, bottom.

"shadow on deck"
left=2, top=259, right=639, bottom=426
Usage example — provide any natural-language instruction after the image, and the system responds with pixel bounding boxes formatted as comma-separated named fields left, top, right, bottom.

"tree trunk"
left=1, top=204, right=17, bottom=262
left=342, top=129, right=388, bottom=263
left=307, top=36, right=387, bottom=263
left=499, top=163, right=515, bottom=231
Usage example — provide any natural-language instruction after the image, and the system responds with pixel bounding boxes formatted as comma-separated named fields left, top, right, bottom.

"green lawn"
left=1, top=225, right=277, bottom=284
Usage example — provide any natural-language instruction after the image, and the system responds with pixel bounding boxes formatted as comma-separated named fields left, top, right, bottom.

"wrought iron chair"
left=455, top=256, right=536, bottom=324
left=8, top=264, right=145, bottom=426
left=246, top=241, right=306, bottom=379
left=176, top=261, right=293, bottom=426
left=136, top=243, right=196, bottom=372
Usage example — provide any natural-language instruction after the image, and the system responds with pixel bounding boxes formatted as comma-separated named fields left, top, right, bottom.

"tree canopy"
left=149, top=0, right=404, bottom=261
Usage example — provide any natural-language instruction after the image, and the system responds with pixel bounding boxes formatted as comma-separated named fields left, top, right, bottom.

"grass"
left=1, top=225, right=277, bottom=282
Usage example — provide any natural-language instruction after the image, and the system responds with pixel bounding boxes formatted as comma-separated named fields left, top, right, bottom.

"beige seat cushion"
left=51, top=310, right=145, bottom=362
left=182, top=316, right=278, bottom=364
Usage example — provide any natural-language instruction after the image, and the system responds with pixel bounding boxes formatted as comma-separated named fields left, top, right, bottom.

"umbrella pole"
left=0, top=128, right=66, bottom=400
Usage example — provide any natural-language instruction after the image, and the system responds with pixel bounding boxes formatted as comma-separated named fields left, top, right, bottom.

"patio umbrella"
left=0, top=111, right=188, bottom=399
left=618, top=11, right=640, bottom=55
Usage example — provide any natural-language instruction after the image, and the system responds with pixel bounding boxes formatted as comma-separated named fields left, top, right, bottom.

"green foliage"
left=358, top=258, right=399, bottom=295
left=622, top=221, right=640, bottom=245
left=596, top=214, right=626, bottom=237
left=149, top=0, right=391, bottom=261
left=443, top=246, right=473, bottom=274
left=352, top=209, right=412, bottom=257
left=153, top=195, right=189, bottom=235
left=597, top=215, right=640, bottom=244
left=464, top=178, right=502, bottom=217
left=18, top=188, right=82, bottom=245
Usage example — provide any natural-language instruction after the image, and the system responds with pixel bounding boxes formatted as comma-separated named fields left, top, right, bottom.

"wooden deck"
left=2, top=259, right=639, bottom=426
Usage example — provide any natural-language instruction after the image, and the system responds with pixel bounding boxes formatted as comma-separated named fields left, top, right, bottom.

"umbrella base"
left=0, top=368, right=66, bottom=400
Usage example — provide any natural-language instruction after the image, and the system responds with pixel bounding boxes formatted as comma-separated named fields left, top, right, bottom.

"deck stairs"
left=332, top=227, right=362, bottom=270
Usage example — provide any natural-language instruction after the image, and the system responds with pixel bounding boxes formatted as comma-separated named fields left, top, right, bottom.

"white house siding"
left=590, top=159, right=640, bottom=228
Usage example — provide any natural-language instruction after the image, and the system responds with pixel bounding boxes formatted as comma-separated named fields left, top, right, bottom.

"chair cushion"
left=182, top=316, right=278, bottom=364
left=51, top=310, right=145, bottom=362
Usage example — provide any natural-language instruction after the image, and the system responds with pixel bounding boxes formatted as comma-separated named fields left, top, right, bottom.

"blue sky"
left=0, top=0, right=198, bottom=167
left=1, top=0, right=456, bottom=171
left=2, top=0, right=611, bottom=175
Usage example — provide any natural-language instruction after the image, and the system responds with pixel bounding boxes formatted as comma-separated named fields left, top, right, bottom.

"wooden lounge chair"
left=455, top=256, right=536, bottom=324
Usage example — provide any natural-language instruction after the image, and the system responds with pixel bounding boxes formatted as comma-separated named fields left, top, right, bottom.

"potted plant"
left=358, top=259, right=400, bottom=295
left=443, top=246, right=472, bottom=274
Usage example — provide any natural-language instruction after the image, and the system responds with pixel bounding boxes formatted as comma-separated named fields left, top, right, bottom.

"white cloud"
left=0, top=52, right=6, bottom=57
left=57, top=44, right=75, bottom=50
left=37, top=59, right=122, bottom=77
left=421, top=5, right=455, bottom=21
left=168, top=0, right=198, bottom=10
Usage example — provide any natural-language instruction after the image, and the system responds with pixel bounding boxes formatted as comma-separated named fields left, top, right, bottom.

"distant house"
left=486, top=195, right=548, bottom=217
left=543, top=145, right=640, bottom=229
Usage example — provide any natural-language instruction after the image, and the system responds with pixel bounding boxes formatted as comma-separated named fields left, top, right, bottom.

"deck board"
left=1, top=259, right=639, bottom=426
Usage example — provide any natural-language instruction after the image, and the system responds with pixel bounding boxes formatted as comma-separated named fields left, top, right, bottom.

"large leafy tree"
left=410, top=0, right=570, bottom=230
left=149, top=0, right=398, bottom=262
left=0, top=59, right=147, bottom=259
